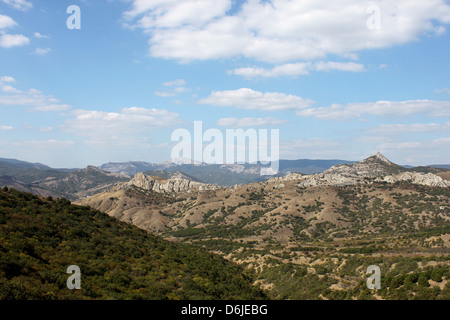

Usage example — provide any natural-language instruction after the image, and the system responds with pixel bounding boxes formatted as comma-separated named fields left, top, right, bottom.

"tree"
left=418, top=274, right=430, bottom=287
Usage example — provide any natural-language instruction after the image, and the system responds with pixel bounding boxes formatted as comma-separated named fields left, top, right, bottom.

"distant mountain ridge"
left=0, top=159, right=129, bottom=200
left=272, top=153, right=450, bottom=188
left=0, top=155, right=448, bottom=199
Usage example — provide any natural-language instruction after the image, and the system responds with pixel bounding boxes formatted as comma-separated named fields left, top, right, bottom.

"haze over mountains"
left=1, top=154, right=449, bottom=201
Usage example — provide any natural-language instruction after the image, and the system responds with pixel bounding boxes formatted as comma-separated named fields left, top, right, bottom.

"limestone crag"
left=116, top=172, right=220, bottom=194
left=322, top=152, right=402, bottom=178
left=382, top=172, right=450, bottom=188
left=269, top=153, right=449, bottom=188
left=296, top=172, right=361, bottom=187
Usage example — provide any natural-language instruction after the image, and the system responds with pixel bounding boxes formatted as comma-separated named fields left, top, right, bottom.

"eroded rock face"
left=382, top=172, right=450, bottom=187
left=322, top=152, right=402, bottom=178
left=127, top=172, right=155, bottom=190
left=117, top=172, right=220, bottom=194
left=297, top=173, right=360, bottom=187
left=268, top=153, right=450, bottom=188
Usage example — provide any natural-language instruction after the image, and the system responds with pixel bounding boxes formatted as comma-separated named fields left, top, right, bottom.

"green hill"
left=0, top=187, right=266, bottom=300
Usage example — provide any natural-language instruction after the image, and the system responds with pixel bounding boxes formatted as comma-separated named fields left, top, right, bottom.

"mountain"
left=116, top=172, right=220, bottom=194
left=0, top=158, right=52, bottom=170
left=77, top=153, right=450, bottom=300
left=99, top=158, right=355, bottom=186
left=429, top=164, right=450, bottom=170
left=0, top=160, right=129, bottom=201
left=0, top=154, right=447, bottom=198
left=278, top=159, right=354, bottom=174
left=0, top=187, right=266, bottom=300
left=272, top=153, right=450, bottom=188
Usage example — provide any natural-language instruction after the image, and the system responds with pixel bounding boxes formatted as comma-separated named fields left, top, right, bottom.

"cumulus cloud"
left=435, top=88, right=450, bottom=95
left=0, top=80, right=71, bottom=112
left=230, top=61, right=366, bottom=78
left=1, top=85, right=21, bottom=93
left=279, top=138, right=350, bottom=159
left=2, top=0, right=33, bottom=11
left=199, top=88, right=314, bottom=111
left=0, top=33, right=30, bottom=48
left=0, top=76, right=16, bottom=83
left=297, top=100, right=450, bottom=120
left=32, top=47, right=51, bottom=56
left=366, top=122, right=450, bottom=134
left=124, top=0, right=450, bottom=63
left=0, top=14, right=17, bottom=29
left=376, top=137, right=450, bottom=161
left=155, top=79, right=190, bottom=97
left=63, top=107, right=181, bottom=138
left=163, top=79, right=186, bottom=87
left=34, top=32, right=50, bottom=39
left=217, top=117, right=287, bottom=128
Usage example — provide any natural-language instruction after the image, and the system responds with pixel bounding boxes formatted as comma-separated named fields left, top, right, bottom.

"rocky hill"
left=0, top=161, right=129, bottom=201
left=77, top=156, right=450, bottom=300
left=271, top=153, right=449, bottom=188
left=115, top=172, right=221, bottom=194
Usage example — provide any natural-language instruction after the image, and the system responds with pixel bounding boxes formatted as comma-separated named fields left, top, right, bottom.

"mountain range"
left=1, top=153, right=449, bottom=300
left=1, top=155, right=449, bottom=201
left=75, top=152, right=450, bottom=300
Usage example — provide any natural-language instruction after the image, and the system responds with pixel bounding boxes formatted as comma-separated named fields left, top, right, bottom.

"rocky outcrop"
left=297, top=173, right=361, bottom=187
left=269, top=153, right=449, bottom=188
left=382, top=172, right=450, bottom=187
left=116, top=172, right=220, bottom=194
left=322, top=152, right=404, bottom=178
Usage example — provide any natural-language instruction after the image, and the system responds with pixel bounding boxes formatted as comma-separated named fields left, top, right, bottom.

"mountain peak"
left=368, top=152, right=392, bottom=165
left=322, top=152, right=404, bottom=178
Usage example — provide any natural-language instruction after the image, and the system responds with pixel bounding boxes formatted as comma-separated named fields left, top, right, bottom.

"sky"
left=0, top=0, right=449, bottom=168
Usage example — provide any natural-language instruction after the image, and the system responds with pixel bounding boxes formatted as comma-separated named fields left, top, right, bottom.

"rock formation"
left=116, top=172, right=220, bottom=194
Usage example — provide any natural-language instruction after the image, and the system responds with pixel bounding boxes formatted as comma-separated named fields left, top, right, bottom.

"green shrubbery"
left=0, top=188, right=266, bottom=300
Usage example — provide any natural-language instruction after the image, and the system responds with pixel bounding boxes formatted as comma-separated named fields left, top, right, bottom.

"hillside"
left=78, top=154, right=450, bottom=299
left=0, top=187, right=265, bottom=300
left=0, top=160, right=129, bottom=201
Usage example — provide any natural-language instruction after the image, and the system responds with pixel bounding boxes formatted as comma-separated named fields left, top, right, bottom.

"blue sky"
left=0, top=0, right=449, bottom=168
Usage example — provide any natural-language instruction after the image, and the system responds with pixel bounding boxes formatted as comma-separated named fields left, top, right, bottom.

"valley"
left=1, top=153, right=449, bottom=299
left=76, top=154, right=450, bottom=299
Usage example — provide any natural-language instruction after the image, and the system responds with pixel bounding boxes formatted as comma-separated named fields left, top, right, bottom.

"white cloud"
left=32, top=47, right=51, bottom=56
left=377, top=137, right=450, bottom=156
left=125, top=0, right=450, bottom=63
left=279, top=138, right=348, bottom=159
left=199, top=88, right=314, bottom=111
left=163, top=79, right=186, bottom=87
left=156, top=79, right=190, bottom=97
left=2, top=0, right=33, bottom=11
left=217, top=117, right=287, bottom=128
left=63, top=107, right=181, bottom=138
left=297, top=100, right=450, bottom=120
left=124, top=0, right=232, bottom=27
left=34, top=32, right=50, bottom=39
left=32, top=104, right=71, bottom=112
left=366, top=122, right=450, bottom=134
left=0, top=14, right=17, bottom=29
left=0, top=76, right=16, bottom=83
left=0, top=125, right=13, bottom=130
left=154, top=91, right=176, bottom=97
left=1, top=85, right=21, bottom=93
left=435, top=88, right=450, bottom=95
left=0, top=85, right=72, bottom=112
left=230, top=61, right=365, bottom=78
left=0, top=34, right=30, bottom=48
